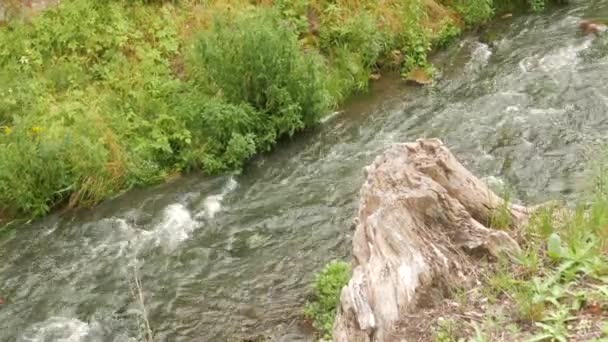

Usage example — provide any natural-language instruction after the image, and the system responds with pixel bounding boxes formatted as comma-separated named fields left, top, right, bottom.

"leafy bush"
left=194, top=9, right=331, bottom=138
left=396, top=0, right=432, bottom=73
left=304, top=260, right=351, bottom=339
left=273, top=0, right=310, bottom=35
left=434, top=21, right=462, bottom=48
left=455, top=0, right=495, bottom=26
left=320, top=10, right=388, bottom=93
left=178, top=95, right=262, bottom=173
left=0, top=114, right=120, bottom=216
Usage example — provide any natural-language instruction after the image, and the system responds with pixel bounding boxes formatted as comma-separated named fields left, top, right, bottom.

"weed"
left=434, top=319, right=460, bottom=342
left=304, top=260, right=351, bottom=340
left=195, top=9, right=331, bottom=135
left=434, top=21, right=462, bottom=49
left=490, top=186, right=514, bottom=230
left=455, top=0, right=495, bottom=26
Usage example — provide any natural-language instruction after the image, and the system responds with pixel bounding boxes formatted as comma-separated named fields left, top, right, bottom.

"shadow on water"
left=3, top=2, right=608, bottom=340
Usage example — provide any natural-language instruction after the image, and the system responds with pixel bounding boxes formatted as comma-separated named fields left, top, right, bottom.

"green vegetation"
left=428, top=169, right=608, bottom=341
left=304, top=260, right=351, bottom=339
left=0, top=0, right=567, bottom=220
left=480, top=195, right=608, bottom=341
left=434, top=319, right=461, bottom=342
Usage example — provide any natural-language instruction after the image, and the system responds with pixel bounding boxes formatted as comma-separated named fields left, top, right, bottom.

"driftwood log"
left=333, top=138, right=532, bottom=342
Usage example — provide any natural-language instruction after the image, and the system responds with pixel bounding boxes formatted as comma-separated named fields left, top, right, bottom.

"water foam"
left=196, top=176, right=238, bottom=219
left=19, top=317, right=90, bottom=342
left=539, top=39, right=592, bottom=72
left=149, top=203, right=197, bottom=250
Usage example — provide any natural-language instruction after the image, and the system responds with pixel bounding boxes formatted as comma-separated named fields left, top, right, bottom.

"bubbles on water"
left=202, top=195, right=222, bottom=219
left=18, top=316, right=140, bottom=342
left=98, top=203, right=196, bottom=254
left=465, top=42, right=493, bottom=73
left=505, top=105, right=519, bottom=113
left=129, top=177, right=238, bottom=250
left=150, top=203, right=197, bottom=250
left=195, top=176, right=238, bottom=219
left=538, top=39, right=593, bottom=72
left=19, top=317, right=91, bottom=342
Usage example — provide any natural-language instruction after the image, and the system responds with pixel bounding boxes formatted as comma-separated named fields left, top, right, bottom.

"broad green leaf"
left=547, top=233, right=563, bottom=260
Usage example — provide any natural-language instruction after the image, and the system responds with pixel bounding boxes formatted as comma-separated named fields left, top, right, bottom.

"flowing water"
left=3, top=2, right=608, bottom=341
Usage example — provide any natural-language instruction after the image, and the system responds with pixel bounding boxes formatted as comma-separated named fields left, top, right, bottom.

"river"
left=2, top=1, right=608, bottom=341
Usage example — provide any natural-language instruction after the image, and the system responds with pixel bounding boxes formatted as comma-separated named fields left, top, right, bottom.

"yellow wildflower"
left=1, top=126, right=12, bottom=135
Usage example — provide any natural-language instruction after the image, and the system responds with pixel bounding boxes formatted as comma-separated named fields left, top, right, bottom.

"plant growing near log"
left=472, top=176, right=608, bottom=340
left=489, top=187, right=514, bottom=230
left=434, top=319, right=460, bottom=342
left=304, top=260, right=351, bottom=339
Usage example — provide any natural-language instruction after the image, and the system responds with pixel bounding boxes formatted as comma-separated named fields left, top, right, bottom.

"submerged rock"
left=333, top=138, right=530, bottom=341
left=404, top=68, right=432, bottom=85
left=579, top=20, right=608, bottom=36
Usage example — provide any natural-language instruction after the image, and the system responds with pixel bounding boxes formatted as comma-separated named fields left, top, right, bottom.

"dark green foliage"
left=321, top=11, right=390, bottom=101
left=0, top=0, right=187, bottom=216
left=304, top=261, right=351, bottom=339
left=455, top=0, right=495, bottom=26
left=434, top=21, right=462, bottom=48
left=179, top=96, right=262, bottom=173
left=397, top=0, right=432, bottom=73
left=195, top=10, right=331, bottom=137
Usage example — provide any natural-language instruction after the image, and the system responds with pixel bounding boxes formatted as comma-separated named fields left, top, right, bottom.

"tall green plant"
left=195, top=9, right=331, bottom=137
left=455, top=0, right=495, bottom=26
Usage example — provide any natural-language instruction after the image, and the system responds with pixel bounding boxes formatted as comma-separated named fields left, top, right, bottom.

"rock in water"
left=405, top=68, right=432, bottom=85
left=333, top=138, right=530, bottom=341
left=579, top=20, right=608, bottom=36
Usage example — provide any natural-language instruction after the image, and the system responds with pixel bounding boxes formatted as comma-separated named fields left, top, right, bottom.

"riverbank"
left=307, top=140, right=608, bottom=341
left=0, top=0, right=563, bottom=220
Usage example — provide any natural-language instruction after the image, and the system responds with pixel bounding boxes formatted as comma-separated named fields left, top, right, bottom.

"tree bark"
left=333, top=138, right=529, bottom=342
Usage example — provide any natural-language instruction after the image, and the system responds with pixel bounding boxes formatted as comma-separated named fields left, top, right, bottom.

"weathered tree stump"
left=333, top=138, right=531, bottom=341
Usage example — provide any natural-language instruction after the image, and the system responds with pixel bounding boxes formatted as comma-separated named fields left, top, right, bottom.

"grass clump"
left=304, top=260, right=351, bottom=339
left=183, top=8, right=331, bottom=173
left=447, top=174, right=608, bottom=341
left=485, top=195, right=608, bottom=340
left=434, top=21, right=462, bottom=48
left=193, top=9, right=331, bottom=144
